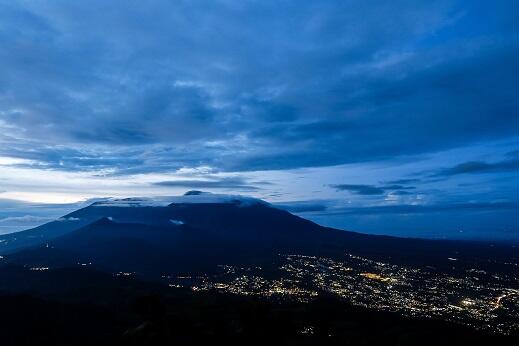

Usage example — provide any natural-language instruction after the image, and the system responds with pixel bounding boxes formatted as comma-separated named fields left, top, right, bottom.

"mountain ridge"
left=1, top=192, right=517, bottom=279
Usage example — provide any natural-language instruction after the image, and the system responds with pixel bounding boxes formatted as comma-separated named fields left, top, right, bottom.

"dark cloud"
left=331, top=184, right=415, bottom=195
left=331, top=184, right=386, bottom=195
left=436, top=158, right=519, bottom=176
left=153, top=177, right=260, bottom=191
left=0, top=1, right=518, bottom=174
left=391, top=190, right=414, bottom=196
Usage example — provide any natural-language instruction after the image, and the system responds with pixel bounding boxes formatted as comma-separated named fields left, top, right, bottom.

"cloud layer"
left=0, top=1, right=518, bottom=174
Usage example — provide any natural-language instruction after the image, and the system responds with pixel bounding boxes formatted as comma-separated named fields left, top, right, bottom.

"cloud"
left=331, top=184, right=385, bottom=195
left=0, top=1, right=517, bottom=175
left=0, top=198, right=89, bottom=234
left=435, top=157, right=519, bottom=176
left=153, top=176, right=261, bottom=191
left=331, top=184, right=415, bottom=195
left=57, top=216, right=80, bottom=222
left=0, top=215, right=53, bottom=224
left=390, top=190, right=414, bottom=196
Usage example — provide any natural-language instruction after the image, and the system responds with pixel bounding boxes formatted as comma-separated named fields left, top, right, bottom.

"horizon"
left=1, top=1, right=519, bottom=241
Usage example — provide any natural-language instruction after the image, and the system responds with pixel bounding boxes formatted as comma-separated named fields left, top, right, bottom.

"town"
left=165, top=253, right=519, bottom=335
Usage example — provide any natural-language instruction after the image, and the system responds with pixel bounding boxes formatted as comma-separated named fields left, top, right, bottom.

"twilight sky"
left=1, top=0, right=519, bottom=241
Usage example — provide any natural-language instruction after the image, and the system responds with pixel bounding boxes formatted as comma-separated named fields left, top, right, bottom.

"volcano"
left=1, top=192, right=515, bottom=278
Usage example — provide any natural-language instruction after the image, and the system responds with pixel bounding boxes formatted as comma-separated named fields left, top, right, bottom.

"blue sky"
left=0, top=0, right=518, bottom=241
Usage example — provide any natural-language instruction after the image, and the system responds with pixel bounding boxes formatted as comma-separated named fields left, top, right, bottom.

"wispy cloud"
left=153, top=177, right=262, bottom=191
left=0, top=215, right=53, bottom=224
left=435, top=157, right=519, bottom=177
left=330, top=184, right=415, bottom=195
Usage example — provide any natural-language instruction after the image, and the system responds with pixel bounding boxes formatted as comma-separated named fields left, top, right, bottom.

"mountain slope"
left=0, top=217, right=91, bottom=254
left=2, top=192, right=518, bottom=277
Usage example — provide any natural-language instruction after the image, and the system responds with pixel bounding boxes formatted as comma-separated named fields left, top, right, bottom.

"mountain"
left=1, top=192, right=518, bottom=343
left=2, top=192, right=517, bottom=278
left=0, top=193, right=271, bottom=254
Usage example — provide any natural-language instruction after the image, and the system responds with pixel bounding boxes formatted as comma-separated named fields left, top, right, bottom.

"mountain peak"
left=183, top=190, right=204, bottom=196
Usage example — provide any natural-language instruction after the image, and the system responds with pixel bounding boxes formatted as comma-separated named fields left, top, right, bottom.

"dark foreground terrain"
left=0, top=266, right=517, bottom=346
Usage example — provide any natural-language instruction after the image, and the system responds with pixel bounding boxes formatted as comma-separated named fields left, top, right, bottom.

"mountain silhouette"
left=2, top=192, right=517, bottom=278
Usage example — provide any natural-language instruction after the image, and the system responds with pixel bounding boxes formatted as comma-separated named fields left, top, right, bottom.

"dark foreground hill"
left=0, top=265, right=516, bottom=346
